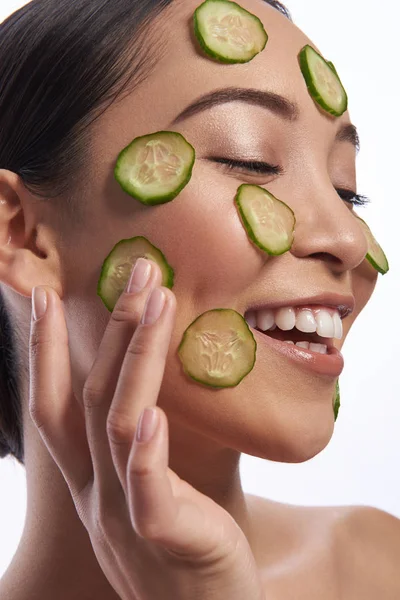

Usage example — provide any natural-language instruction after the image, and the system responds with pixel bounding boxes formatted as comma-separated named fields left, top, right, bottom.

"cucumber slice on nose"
left=114, top=131, right=195, bottom=205
left=178, top=309, right=257, bottom=388
left=235, top=184, right=296, bottom=256
left=193, top=0, right=268, bottom=64
left=299, top=45, right=348, bottom=117
left=97, top=236, right=174, bottom=312
left=354, top=214, right=389, bottom=275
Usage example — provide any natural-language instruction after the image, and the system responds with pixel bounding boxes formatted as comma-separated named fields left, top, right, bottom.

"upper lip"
left=244, top=293, right=355, bottom=320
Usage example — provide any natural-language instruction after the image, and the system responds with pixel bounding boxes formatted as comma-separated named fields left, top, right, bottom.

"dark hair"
left=0, top=0, right=291, bottom=464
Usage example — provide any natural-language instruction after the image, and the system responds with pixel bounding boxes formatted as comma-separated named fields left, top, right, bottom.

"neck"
left=0, top=401, right=253, bottom=600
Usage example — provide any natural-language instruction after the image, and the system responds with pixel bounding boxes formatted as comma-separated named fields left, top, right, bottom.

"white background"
left=1, top=0, right=399, bottom=580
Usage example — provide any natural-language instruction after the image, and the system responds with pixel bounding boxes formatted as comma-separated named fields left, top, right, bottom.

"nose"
left=289, top=177, right=369, bottom=274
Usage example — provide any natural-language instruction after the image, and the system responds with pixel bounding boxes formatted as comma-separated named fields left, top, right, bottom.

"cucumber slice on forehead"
left=299, top=45, right=348, bottom=117
left=178, top=309, right=257, bottom=388
left=97, top=236, right=174, bottom=312
left=333, top=379, right=340, bottom=421
left=114, top=131, right=195, bottom=206
left=354, top=215, right=389, bottom=275
left=235, top=184, right=296, bottom=256
left=193, top=0, right=268, bottom=64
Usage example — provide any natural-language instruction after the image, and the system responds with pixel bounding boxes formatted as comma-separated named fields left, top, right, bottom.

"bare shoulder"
left=246, top=494, right=400, bottom=599
left=332, top=505, right=400, bottom=598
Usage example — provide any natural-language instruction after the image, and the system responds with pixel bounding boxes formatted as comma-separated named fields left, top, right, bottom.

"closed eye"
left=209, top=157, right=371, bottom=207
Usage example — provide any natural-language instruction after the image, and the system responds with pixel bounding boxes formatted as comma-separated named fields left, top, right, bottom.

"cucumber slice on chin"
left=333, top=379, right=340, bottom=421
left=178, top=309, right=257, bottom=388
left=299, top=45, right=348, bottom=117
left=114, top=131, right=195, bottom=206
left=235, top=184, right=296, bottom=256
left=193, top=0, right=268, bottom=63
left=97, top=236, right=174, bottom=312
left=354, top=215, right=389, bottom=275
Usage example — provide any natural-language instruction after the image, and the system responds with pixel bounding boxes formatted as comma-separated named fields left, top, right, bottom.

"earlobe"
left=0, top=169, right=62, bottom=299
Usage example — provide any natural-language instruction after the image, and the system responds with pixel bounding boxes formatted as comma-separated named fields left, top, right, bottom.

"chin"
left=236, top=394, right=336, bottom=464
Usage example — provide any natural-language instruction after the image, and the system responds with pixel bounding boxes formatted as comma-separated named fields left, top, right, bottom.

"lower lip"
left=251, top=328, right=344, bottom=377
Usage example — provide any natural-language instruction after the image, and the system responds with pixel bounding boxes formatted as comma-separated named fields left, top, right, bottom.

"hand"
left=28, top=259, right=265, bottom=600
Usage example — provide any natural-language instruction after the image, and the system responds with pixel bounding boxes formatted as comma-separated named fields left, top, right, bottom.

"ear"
left=0, top=169, right=63, bottom=298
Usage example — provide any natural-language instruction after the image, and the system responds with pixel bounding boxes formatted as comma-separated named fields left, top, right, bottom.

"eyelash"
left=212, top=158, right=371, bottom=207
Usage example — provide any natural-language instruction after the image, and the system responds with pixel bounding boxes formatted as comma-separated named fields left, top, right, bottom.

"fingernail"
left=32, top=287, right=48, bottom=321
left=141, top=288, right=166, bottom=325
left=127, top=258, right=151, bottom=294
left=136, top=407, right=158, bottom=443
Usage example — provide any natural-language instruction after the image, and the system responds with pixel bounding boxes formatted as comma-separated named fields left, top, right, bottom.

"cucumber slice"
left=193, top=0, right=268, bottom=64
left=178, top=309, right=257, bottom=388
left=327, top=60, right=338, bottom=77
left=354, top=215, right=389, bottom=275
left=333, top=379, right=340, bottom=421
left=299, top=45, right=348, bottom=117
left=235, top=184, right=296, bottom=256
left=97, top=236, right=174, bottom=312
left=114, top=131, right=195, bottom=206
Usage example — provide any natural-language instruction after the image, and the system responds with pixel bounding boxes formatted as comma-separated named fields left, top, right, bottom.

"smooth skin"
left=0, top=0, right=399, bottom=598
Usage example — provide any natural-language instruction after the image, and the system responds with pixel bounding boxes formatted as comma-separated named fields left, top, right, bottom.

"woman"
left=0, top=0, right=398, bottom=597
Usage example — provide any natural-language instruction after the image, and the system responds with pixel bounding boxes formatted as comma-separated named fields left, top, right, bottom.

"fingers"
left=29, top=287, right=92, bottom=502
left=127, top=406, right=178, bottom=543
left=82, top=259, right=164, bottom=498
left=107, top=282, right=176, bottom=493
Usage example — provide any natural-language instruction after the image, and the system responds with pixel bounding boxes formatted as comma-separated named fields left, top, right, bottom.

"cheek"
left=149, top=175, right=267, bottom=304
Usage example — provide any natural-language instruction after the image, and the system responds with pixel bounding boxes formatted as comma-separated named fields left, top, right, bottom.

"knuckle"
left=126, top=330, right=154, bottom=360
left=29, top=326, right=53, bottom=353
left=111, top=302, right=141, bottom=325
left=106, top=412, right=133, bottom=446
left=82, top=382, right=104, bottom=410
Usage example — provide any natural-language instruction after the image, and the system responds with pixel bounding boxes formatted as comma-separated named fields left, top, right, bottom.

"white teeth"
left=315, top=309, right=335, bottom=338
left=275, top=307, right=296, bottom=331
left=332, top=311, right=343, bottom=340
left=309, top=343, right=328, bottom=354
left=245, top=310, right=257, bottom=329
left=284, top=340, right=295, bottom=344
left=295, top=309, right=317, bottom=333
left=296, top=341, right=310, bottom=349
left=256, top=308, right=275, bottom=331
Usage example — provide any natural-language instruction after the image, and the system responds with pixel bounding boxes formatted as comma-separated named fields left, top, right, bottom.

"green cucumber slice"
left=333, top=379, right=340, bottom=421
left=354, top=215, right=389, bottom=275
left=235, top=184, right=296, bottom=256
left=299, top=45, right=348, bottom=117
left=178, top=309, right=257, bottom=388
left=193, top=0, right=268, bottom=64
left=114, top=131, right=195, bottom=206
left=327, top=60, right=338, bottom=77
left=97, top=236, right=174, bottom=312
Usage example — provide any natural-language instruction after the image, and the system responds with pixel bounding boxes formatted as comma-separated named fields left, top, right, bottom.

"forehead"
left=135, top=0, right=321, bottom=124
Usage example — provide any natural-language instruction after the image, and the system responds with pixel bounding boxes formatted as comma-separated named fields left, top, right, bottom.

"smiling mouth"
left=256, top=326, right=336, bottom=351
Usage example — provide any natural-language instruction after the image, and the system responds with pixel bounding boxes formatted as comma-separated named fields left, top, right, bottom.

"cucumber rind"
left=333, top=379, right=340, bottom=421
left=354, top=215, right=389, bottom=275
left=177, top=308, right=257, bottom=389
left=299, top=45, right=348, bottom=117
left=235, top=184, right=296, bottom=256
left=114, top=131, right=196, bottom=206
left=193, top=0, right=268, bottom=64
left=97, top=236, right=175, bottom=313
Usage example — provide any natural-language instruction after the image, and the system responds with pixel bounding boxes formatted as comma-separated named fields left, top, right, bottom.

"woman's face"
left=60, top=0, right=378, bottom=466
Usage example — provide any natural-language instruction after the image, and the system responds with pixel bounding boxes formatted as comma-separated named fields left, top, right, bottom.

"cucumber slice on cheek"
left=333, top=379, right=340, bottom=421
left=114, top=131, right=195, bottom=206
left=235, top=184, right=296, bottom=256
left=299, top=45, right=348, bottom=117
left=178, top=309, right=257, bottom=388
left=193, top=0, right=268, bottom=64
left=354, top=214, right=390, bottom=275
left=97, top=236, right=174, bottom=313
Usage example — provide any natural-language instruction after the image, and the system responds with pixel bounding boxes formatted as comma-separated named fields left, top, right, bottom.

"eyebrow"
left=170, top=86, right=360, bottom=152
